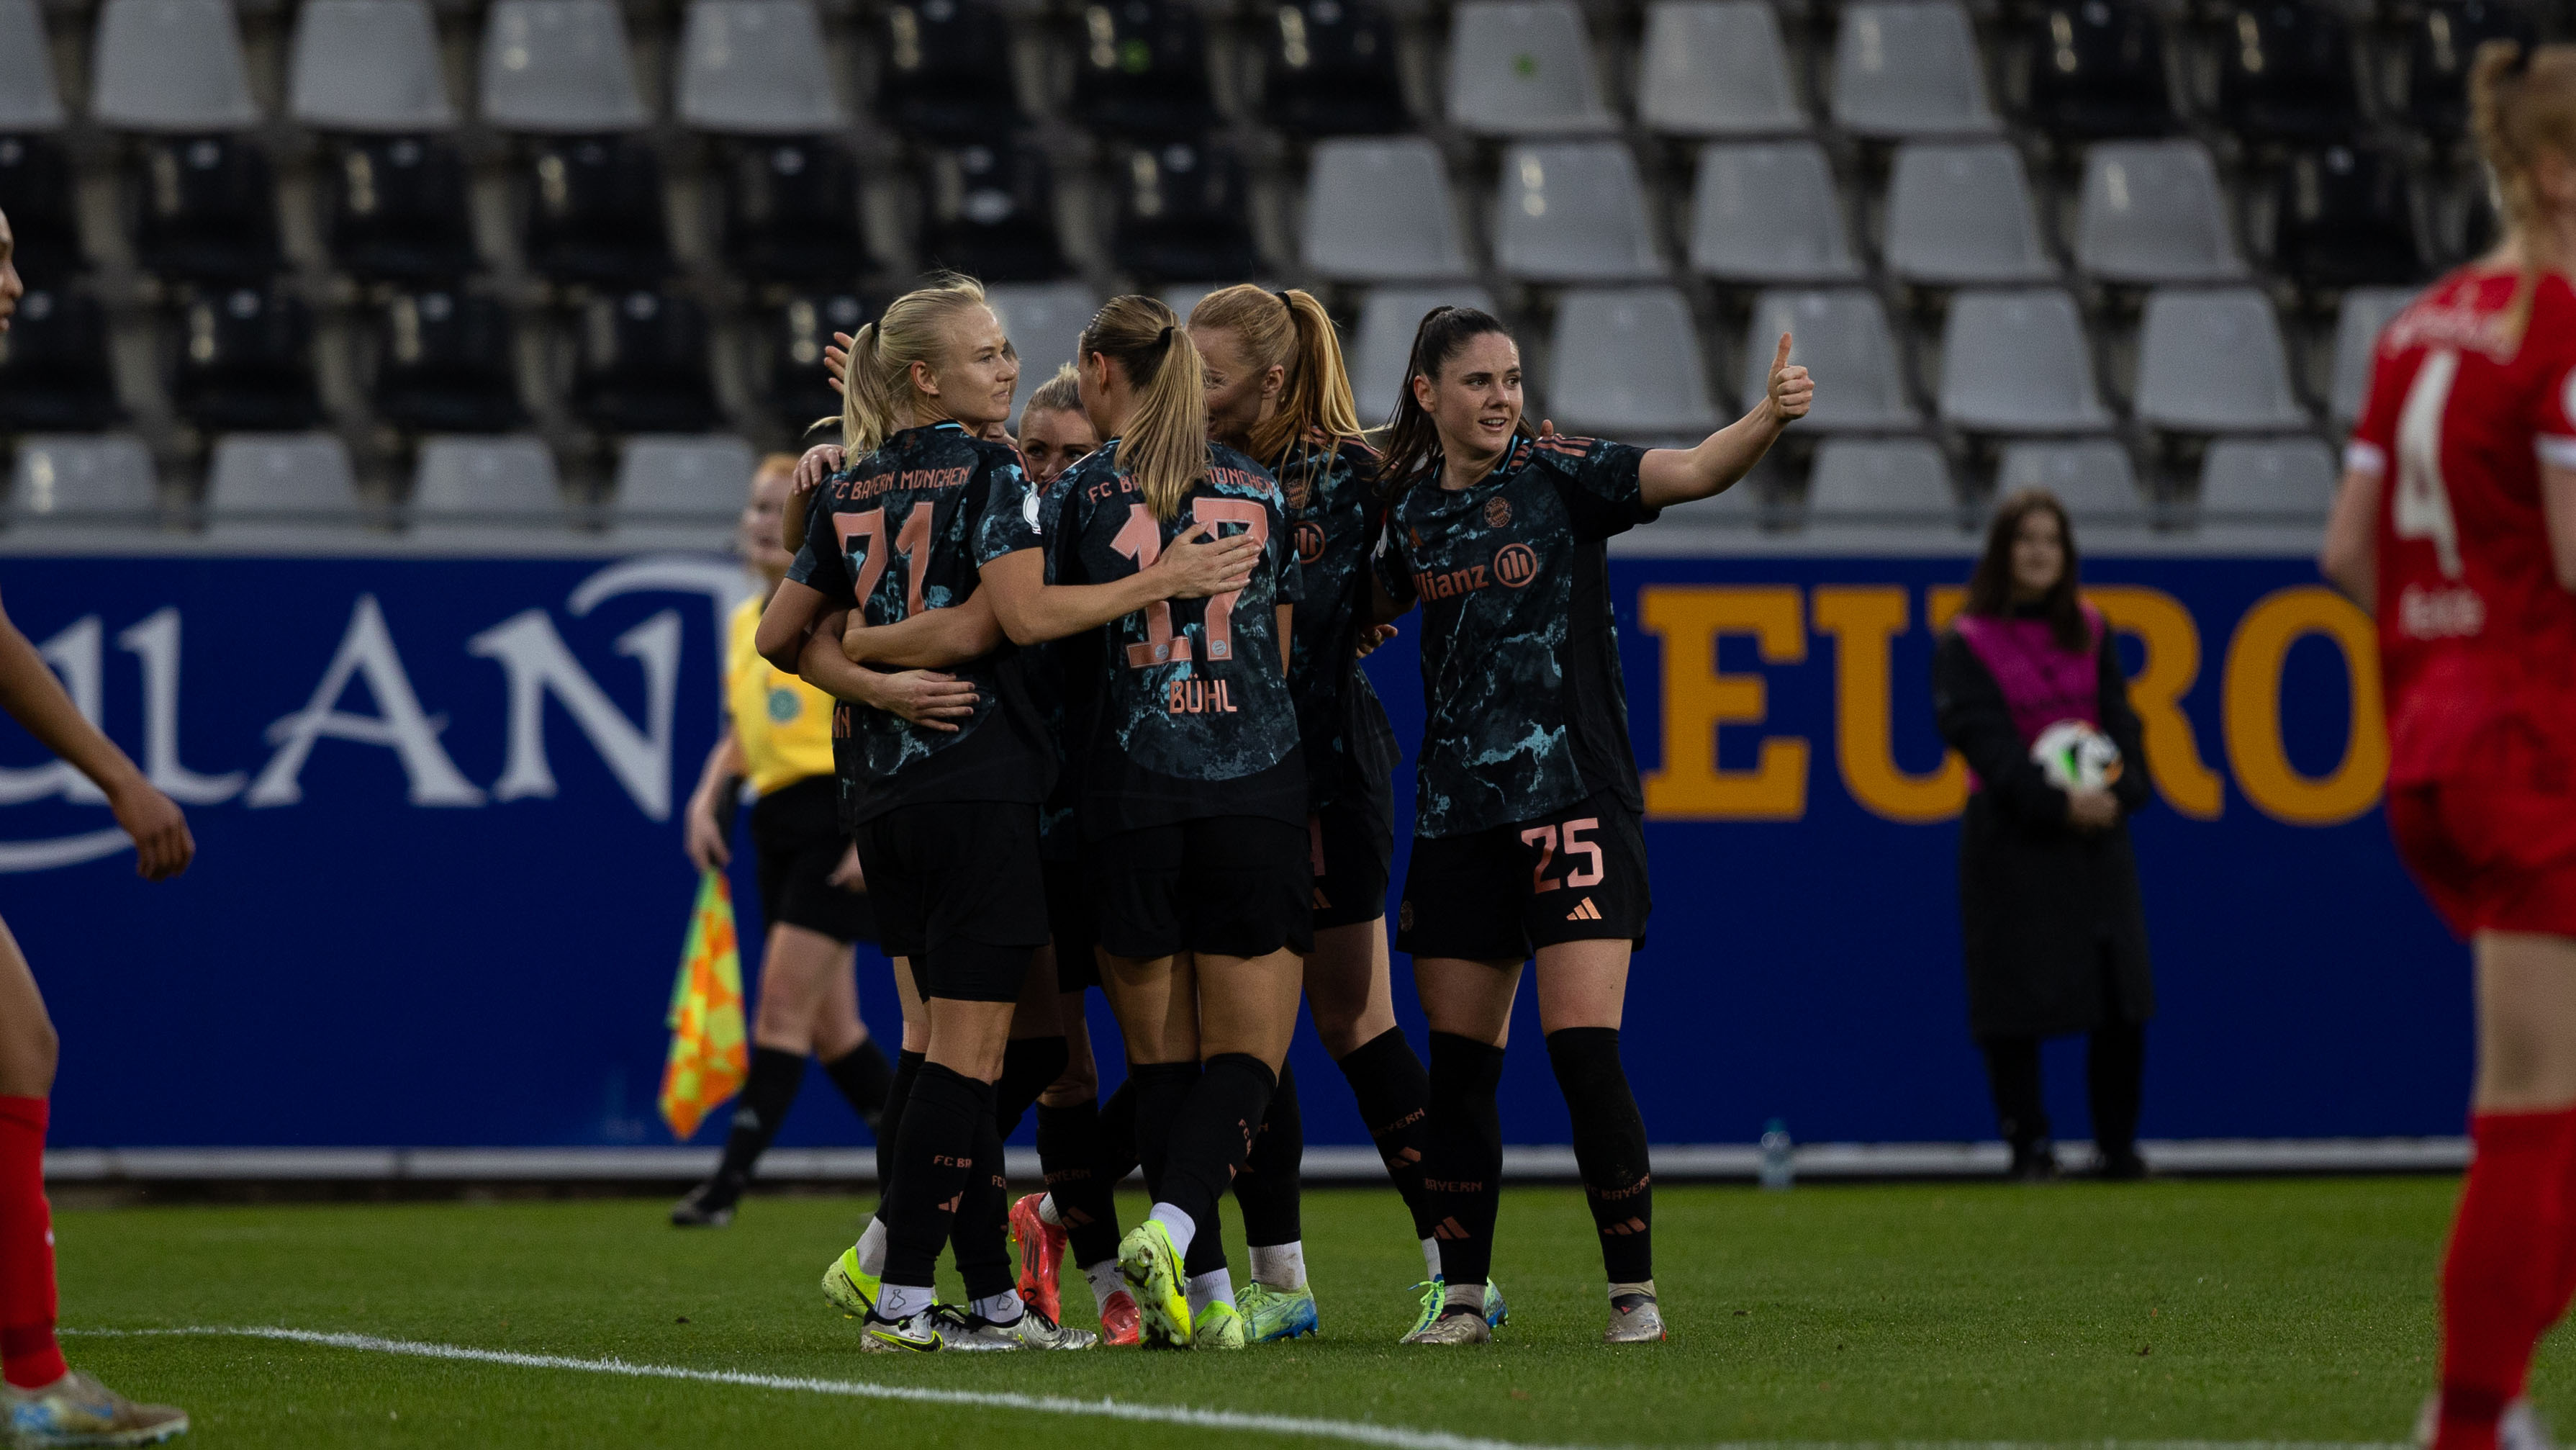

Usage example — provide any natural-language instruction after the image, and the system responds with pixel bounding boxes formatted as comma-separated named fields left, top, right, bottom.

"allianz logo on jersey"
left=0, top=557, right=749, bottom=874
left=1413, top=543, right=1541, bottom=600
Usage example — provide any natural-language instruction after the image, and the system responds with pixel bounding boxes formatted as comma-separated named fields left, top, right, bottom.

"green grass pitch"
left=42, top=1177, right=2570, bottom=1448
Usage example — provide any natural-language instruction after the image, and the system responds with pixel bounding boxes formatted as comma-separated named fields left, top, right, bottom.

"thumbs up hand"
left=1765, top=332, right=1814, bottom=425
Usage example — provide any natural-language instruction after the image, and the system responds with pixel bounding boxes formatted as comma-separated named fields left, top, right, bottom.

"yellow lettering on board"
left=1638, top=586, right=1809, bottom=820
left=2087, top=586, right=2225, bottom=820
left=2223, top=586, right=2387, bottom=825
left=1812, top=586, right=1966, bottom=823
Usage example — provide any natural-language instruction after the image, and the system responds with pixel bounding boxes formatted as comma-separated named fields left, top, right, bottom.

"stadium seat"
left=1492, top=142, right=1663, bottom=284
left=479, top=0, right=649, bottom=134
left=1262, top=0, right=1409, bottom=139
left=1829, top=2, right=1999, bottom=140
left=1544, top=287, right=1719, bottom=439
left=173, top=284, right=320, bottom=433
left=1937, top=289, right=2112, bottom=433
left=2074, top=140, right=2245, bottom=284
left=2197, top=436, right=2336, bottom=519
left=917, top=138, right=1068, bottom=284
left=0, top=135, right=81, bottom=286
left=985, top=281, right=1101, bottom=418
left=2021, top=0, right=2174, bottom=140
left=289, top=0, right=456, bottom=133
left=1350, top=284, right=1497, bottom=420
left=131, top=135, right=281, bottom=284
left=770, top=292, right=868, bottom=433
left=611, top=435, right=754, bottom=547
left=1302, top=138, right=1472, bottom=283
left=1687, top=141, right=1862, bottom=284
left=8, top=435, right=158, bottom=533
left=1638, top=1, right=1804, bottom=139
left=91, top=0, right=258, bottom=132
left=205, top=433, right=363, bottom=537
left=2329, top=285, right=2416, bottom=427
left=0, top=288, right=119, bottom=431
left=2404, top=0, right=2534, bottom=143
left=876, top=0, right=1023, bottom=143
left=1070, top=0, right=1217, bottom=140
left=523, top=135, right=672, bottom=287
left=2131, top=287, right=2309, bottom=434
left=325, top=135, right=479, bottom=284
left=1884, top=141, right=2054, bottom=286
left=1445, top=1, right=1614, bottom=138
left=0, top=0, right=65, bottom=132
left=573, top=289, right=720, bottom=436
left=2216, top=1, right=2362, bottom=145
left=2272, top=145, right=2424, bottom=292
left=373, top=289, right=526, bottom=435
left=1743, top=289, right=1918, bottom=431
left=1807, top=438, right=1957, bottom=523
left=677, top=0, right=844, bottom=135
left=410, top=436, right=569, bottom=538
left=1995, top=439, right=2142, bottom=518
left=1111, top=140, right=1260, bottom=284
left=720, top=138, right=863, bottom=287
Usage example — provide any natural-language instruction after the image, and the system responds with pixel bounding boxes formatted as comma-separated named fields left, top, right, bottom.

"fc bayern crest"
left=1483, top=496, right=1511, bottom=528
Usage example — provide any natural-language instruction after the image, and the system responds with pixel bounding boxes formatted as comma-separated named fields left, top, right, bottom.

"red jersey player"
left=2320, top=42, right=2576, bottom=1450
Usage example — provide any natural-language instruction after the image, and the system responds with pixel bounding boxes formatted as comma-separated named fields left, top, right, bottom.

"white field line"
left=65, top=1325, right=2405, bottom=1450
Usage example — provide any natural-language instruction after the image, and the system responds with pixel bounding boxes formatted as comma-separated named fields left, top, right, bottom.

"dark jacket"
left=1932, top=611, right=2156, bottom=1040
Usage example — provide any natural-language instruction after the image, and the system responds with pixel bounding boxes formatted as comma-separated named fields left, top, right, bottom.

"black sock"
left=1335, top=1027, right=1435, bottom=1240
left=822, top=1038, right=895, bottom=1134
left=873, top=1049, right=926, bottom=1216
left=1231, top=1059, right=1302, bottom=1248
left=715, top=1047, right=808, bottom=1184
left=1036, top=1099, right=1122, bottom=1266
left=994, top=1035, right=1070, bottom=1140
left=1422, top=1032, right=1506, bottom=1288
left=1126, top=1061, right=1198, bottom=1202
left=1980, top=1036, right=2048, bottom=1150
left=1160, top=1053, right=1276, bottom=1264
left=949, top=1097, right=1016, bottom=1305
left=1095, top=1078, right=1141, bottom=1188
left=1546, top=1027, right=1653, bottom=1285
left=2088, top=1020, right=2145, bottom=1158
left=880, top=1061, right=986, bottom=1292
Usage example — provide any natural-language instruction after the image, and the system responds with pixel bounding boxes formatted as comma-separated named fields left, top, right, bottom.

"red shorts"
left=2386, top=782, right=2576, bottom=940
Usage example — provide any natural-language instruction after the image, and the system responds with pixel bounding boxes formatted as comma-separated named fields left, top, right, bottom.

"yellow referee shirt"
left=726, top=595, right=837, bottom=797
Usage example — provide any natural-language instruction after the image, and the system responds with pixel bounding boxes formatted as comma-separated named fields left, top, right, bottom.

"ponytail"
left=818, top=272, right=994, bottom=456
left=1188, top=284, right=1363, bottom=467
left=1376, top=305, right=1523, bottom=493
left=1080, top=294, right=1207, bottom=521
left=2469, top=39, right=2576, bottom=349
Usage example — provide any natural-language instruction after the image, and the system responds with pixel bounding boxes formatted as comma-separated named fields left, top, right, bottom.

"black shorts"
left=1090, top=816, right=1313, bottom=960
left=1395, top=791, right=1650, bottom=962
left=851, top=800, right=1048, bottom=1004
left=749, top=777, right=878, bottom=945
left=1043, top=856, right=1101, bottom=993
left=1309, top=786, right=1393, bottom=932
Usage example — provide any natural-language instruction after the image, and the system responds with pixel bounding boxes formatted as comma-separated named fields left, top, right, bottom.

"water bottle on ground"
left=1758, top=1118, right=1794, bottom=1191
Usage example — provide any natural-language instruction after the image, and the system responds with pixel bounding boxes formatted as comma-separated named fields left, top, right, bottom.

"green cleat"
left=1116, top=1220, right=1193, bottom=1349
left=1237, top=1282, right=1319, bottom=1342
left=821, top=1246, right=879, bottom=1319
left=3, top=1370, right=188, bottom=1447
left=1402, top=1277, right=1507, bottom=1341
left=1191, top=1299, right=1247, bottom=1349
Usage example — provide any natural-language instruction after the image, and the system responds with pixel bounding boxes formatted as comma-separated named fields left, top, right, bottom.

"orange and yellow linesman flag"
left=658, top=871, right=748, bottom=1140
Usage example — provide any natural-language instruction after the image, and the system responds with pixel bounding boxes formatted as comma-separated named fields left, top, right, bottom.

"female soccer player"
left=2319, top=40, right=2576, bottom=1450
left=1370, top=306, right=1811, bottom=1346
left=1018, top=365, right=1099, bottom=485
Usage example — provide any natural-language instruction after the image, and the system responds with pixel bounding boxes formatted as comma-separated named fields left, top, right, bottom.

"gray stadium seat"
left=985, top=282, right=1103, bottom=420
left=677, top=0, right=844, bottom=135
left=480, top=0, right=649, bottom=133
left=2198, top=437, right=2337, bottom=519
left=207, top=434, right=365, bottom=542
left=2331, top=286, right=2418, bottom=427
left=1638, top=1, right=1804, bottom=138
left=611, top=436, right=754, bottom=549
left=290, top=0, right=456, bottom=132
left=9, top=436, right=157, bottom=532
left=91, top=0, right=258, bottom=132
left=1545, top=287, right=1719, bottom=438
left=1493, top=142, right=1663, bottom=284
left=1995, top=440, right=2143, bottom=519
left=2074, top=140, right=2246, bottom=284
left=1938, top=289, right=2112, bottom=433
left=410, top=437, right=570, bottom=539
left=1688, top=141, right=1861, bottom=284
left=0, top=0, right=65, bottom=131
left=1351, top=284, right=1498, bottom=423
left=1806, top=438, right=1957, bottom=523
left=1829, top=2, right=1999, bottom=139
left=1445, top=1, right=1615, bottom=138
left=2133, top=288, right=2309, bottom=433
left=1303, top=139, right=1472, bottom=283
left=1884, top=141, right=2053, bottom=286
left=1743, top=289, right=1918, bottom=431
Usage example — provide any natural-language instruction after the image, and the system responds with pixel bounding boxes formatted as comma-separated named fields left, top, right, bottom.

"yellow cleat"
left=1191, top=1299, right=1247, bottom=1350
left=1116, top=1220, right=1193, bottom=1349
left=822, top=1246, right=880, bottom=1319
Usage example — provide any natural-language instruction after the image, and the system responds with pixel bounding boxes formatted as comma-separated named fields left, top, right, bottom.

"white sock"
left=857, top=1217, right=889, bottom=1277
left=1249, top=1240, right=1306, bottom=1290
left=1038, top=1194, right=1065, bottom=1228
left=878, top=1282, right=934, bottom=1320
left=1084, top=1260, right=1125, bottom=1312
left=1188, top=1267, right=1235, bottom=1318
left=1421, top=1237, right=1442, bottom=1282
left=973, top=1290, right=1025, bottom=1325
left=1148, top=1201, right=1197, bottom=1256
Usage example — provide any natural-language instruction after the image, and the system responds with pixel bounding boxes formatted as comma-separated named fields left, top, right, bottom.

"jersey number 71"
left=836, top=504, right=936, bottom=620
left=1110, top=498, right=1269, bottom=668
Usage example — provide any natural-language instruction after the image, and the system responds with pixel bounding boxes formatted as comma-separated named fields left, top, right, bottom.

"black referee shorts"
left=851, top=800, right=1049, bottom=1003
left=749, top=776, right=877, bottom=945
left=1394, top=791, right=1650, bottom=963
left=1090, top=816, right=1313, bottom=961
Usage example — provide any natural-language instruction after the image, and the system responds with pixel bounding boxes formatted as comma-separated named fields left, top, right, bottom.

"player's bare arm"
left=2320, top=464, right=2385, bottom=609
left=0, top=587, right=191, bottom=880
left=1635, top=333, right=1814, bottom=510
left=797, top=609, right=976, bottom=732
left=2544, top=463, right=2576, bottom=591
left=840, top=590, right=1004, bottom=670
left=980, top=528, right=1259, bottom=647
left=754, top=577, right=830, bottom=672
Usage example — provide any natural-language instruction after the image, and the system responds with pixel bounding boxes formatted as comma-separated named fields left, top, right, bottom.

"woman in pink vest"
left=1933, top=490, right=2155, bottom=1181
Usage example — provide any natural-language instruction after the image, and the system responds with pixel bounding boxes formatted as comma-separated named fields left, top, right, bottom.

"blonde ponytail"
left=1188, top=284, right=1363, bottom=466
left=1080, top=294, right=1206, bottom=521
left=2469, top=40, right=2576, bottom=348
left=818, top=273, right=995, bottom=456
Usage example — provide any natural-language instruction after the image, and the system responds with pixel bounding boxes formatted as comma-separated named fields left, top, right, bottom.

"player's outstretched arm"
left=841, top=591, right=1003, bottom=670
left=796, top=611, right=977, bottom=732
left=2319, top=464, right=2384, bottom=611
left=1637, top=332, right=1814, bottom=510
left=0, top=588, right=191, bottom=879
left=980, top=531, right=1260, bottom=647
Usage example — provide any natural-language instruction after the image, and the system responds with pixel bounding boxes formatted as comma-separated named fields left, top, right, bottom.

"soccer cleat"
left=1401, top=1307, right=1491, bottom=1345
left=1482, top=1279, right=1510, bottom=1328
left=1191, top=1299, right=1247, bottom=1349
left=4, top=1369, right=189, bottom=1446
left=941, top=1304, right=1100, bottom=1352
left=859, top=1307, right=943, bottom=1353
left=1116, top=1220, right=1193, bottom=1349
left=1097, top=1288, right=1143, bottom=1346
left=2416, top=1395, right=2556, bottom=1450
left=669, top=1174, right=741, bottom=1227
left=1604, top=1289, right=1667, bottom=1343
left=1009, top=1192, right=1067, bottom=1323
left=1404, top=1278, right=1509, bottom=1341
left=821, top=1246, right=880, bottom=1319
left=1237, top=1282, right=1319, bottom=1343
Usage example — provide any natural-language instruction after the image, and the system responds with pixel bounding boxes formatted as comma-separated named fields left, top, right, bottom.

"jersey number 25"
left=1111, top=499, right=1269, bottom=668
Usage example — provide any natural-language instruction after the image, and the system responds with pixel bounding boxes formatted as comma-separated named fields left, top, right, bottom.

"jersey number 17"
left=1110, top=499, right=1269, bottom=668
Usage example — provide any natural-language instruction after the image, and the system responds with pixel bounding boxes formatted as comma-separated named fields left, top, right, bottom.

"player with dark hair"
left=1371, top=306, right=1811, bottom=1346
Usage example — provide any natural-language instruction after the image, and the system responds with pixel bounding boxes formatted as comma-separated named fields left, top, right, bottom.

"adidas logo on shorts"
left=1565, top=897, right=1602, bottom=922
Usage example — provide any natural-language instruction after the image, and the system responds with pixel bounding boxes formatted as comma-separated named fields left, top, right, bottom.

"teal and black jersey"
left=787, top=420, right=1051, bottom=821
left=975, top=467, right=1100, bottom=863
left=1374, top=433, right=1658, bottom=840
left=1274, top=430, right=1400, bottom=815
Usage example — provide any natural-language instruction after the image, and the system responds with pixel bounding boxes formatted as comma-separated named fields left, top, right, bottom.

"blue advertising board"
left=0, top=549, right=2462, bottom=1152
